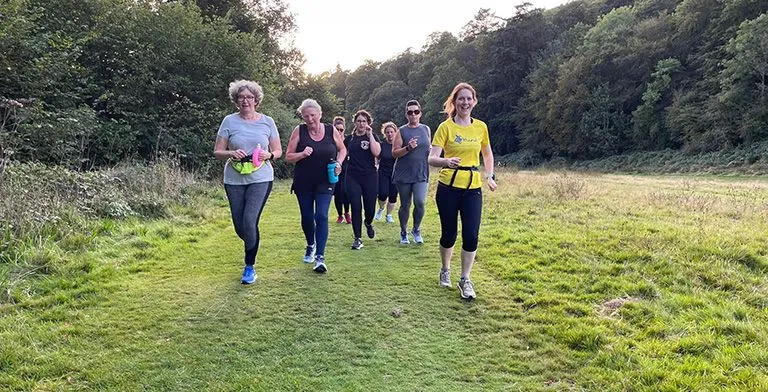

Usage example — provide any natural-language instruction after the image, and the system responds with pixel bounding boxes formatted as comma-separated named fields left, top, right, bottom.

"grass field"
left=2, top=171, right=768, bottom=391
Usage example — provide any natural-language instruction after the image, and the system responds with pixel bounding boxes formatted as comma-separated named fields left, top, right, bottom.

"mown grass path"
left=3, top=172, right=768, bottom=391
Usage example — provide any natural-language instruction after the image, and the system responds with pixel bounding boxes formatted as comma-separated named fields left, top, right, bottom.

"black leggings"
left=334, top=176, right=349, bottom=216
left=435, top=183, right=482, bottom=252
left=345, top=172, right=378, bottom=238
left=377, top=173, right=397, bottom=203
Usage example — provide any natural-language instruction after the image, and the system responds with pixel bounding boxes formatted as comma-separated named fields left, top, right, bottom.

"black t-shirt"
left=345, top=133, right=379, bottom=176
left=378, top=141, right=395, bottom=177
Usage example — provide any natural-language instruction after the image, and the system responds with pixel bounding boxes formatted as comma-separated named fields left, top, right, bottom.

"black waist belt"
left=447, top=166, right=479, bottom=189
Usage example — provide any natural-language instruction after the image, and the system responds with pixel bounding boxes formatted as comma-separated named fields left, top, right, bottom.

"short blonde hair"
left=297, top=98, right=322, bottom=114
left=228, top=80, right=264, bottom=104
left=380, top=121, right=397, bottom=137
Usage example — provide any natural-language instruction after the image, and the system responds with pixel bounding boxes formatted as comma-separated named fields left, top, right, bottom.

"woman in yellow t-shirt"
left=428, top=82, right=498, bottom=300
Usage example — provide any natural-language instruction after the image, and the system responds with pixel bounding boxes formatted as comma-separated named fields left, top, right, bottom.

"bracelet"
left=405, top=145, right=412, bottom=152
left=269, top=152, right=274, bottom=160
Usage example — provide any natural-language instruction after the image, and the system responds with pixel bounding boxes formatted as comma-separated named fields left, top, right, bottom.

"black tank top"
left=292, top=123, right=337, bottom=194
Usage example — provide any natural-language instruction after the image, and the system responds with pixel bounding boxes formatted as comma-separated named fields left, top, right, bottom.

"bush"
left=0, top=159, right=197, bottom=266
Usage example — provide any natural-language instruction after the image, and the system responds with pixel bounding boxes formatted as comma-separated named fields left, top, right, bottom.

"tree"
left=362, top=80, right=414, bottom=126
left=718, top=13, right=768, bottom=143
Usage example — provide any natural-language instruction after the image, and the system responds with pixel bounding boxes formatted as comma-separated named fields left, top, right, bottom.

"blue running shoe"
left=411, top=228, right=424, bottom=244
left=303, top=244, right=315, bottom=263
left=241, top=265, right=256, bottom=284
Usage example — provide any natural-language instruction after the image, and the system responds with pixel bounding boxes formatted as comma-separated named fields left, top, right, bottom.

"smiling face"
left=454, top=88, right=475, bottom=118
left=236, top=89, right=258, bottom=113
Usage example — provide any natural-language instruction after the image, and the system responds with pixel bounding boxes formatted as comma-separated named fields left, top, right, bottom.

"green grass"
left=2, top=172, right=768, bottom=390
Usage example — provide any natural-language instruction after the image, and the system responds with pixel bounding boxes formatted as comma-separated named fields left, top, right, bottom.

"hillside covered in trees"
left=2, top=0, right=767, bottom=174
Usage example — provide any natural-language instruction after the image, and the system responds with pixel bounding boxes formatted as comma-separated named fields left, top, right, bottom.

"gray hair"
left=228, top=80, right=264, bottom=103
left=296, top=98, right=322, bottom=114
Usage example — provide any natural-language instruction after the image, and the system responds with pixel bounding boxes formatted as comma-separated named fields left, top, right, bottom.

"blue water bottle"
left=327, top=159, right=339, bottom=184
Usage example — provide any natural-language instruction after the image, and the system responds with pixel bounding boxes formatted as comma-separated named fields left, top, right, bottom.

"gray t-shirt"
left=392, top=123, right=431, bottom=184
left=217, top=113, right=279, bottom=185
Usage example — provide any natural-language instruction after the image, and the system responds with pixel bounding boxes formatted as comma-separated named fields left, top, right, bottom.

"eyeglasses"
left=237, top=96, right=256, bottom=101
left=407, top=110, right=421, bottom=115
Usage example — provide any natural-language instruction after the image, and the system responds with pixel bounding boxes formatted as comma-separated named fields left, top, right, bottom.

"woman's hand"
left=231, top=149, right=247, bottom=160
left=487, top=178, right=497, bottom=192
left=303, top=146, right=313, bottom=157
left=407, top=137, right=418, bottom=151
left=445, top=157, right=461, bottom=168
left=334, top=161, right=342, bottom=175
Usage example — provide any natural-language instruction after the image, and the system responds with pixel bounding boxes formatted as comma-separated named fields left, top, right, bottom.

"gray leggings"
left=224, top=181, right=273, bottom=266
left=396, top=181, right=428, bottom=234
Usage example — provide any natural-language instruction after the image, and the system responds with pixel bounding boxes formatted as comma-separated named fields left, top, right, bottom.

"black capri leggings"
left=377, top=173, right=397, bottom=203
left=435, top=183, right=482, bottom=252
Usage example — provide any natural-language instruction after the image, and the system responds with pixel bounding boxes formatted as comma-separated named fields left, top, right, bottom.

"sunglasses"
left=407, top=110, right=421, bottom=115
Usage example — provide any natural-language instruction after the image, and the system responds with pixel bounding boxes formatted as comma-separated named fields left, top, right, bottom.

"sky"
left=286, top=0, right=571, bottom=75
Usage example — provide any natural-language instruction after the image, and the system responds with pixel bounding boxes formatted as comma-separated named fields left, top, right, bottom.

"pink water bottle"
left=252, top=144, right=263, bottom=167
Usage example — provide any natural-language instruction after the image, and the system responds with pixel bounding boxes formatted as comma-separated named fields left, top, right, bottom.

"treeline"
left=326, top=0, right=768, bottom=162
left=0, top=0, right=342, bottom=175
left=1, top=0, right=767, bottom=175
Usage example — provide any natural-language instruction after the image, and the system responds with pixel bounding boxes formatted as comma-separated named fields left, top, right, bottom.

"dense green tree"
left=632, top=58, right=682, bottom=149
left=718, top=13, right=768, bottom=143
left=362, top=80, right=414, bottom=127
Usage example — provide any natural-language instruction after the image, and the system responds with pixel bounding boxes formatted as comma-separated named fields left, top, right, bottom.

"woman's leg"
left=436, top=184, right=461, bottom=270
left=362, top=172, right=378, bottom=228
left=334, top=181, right=344, bottom=218
left=224, top=184, right=247, bottom=242
left=313, top=193, right=333, bottom=256
left=295, top=193, right=316, bottom=247
left=387, top=177, right=398, bottom=216
left=397, top=183, right=414, bottom=235
left=345, top=174, right=363, bottom=239
left=241, top=182, right=273, bottom=265
left=459, top=188, right=483, bottom=279
left=411, top=181, right=429, bottom=232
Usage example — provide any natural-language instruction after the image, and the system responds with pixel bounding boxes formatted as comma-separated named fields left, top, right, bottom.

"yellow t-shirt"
left=432, top=118, right=489, bottom=189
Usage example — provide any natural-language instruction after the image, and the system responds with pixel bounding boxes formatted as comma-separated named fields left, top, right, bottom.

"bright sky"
left=287, top=0, right=571, bottom=75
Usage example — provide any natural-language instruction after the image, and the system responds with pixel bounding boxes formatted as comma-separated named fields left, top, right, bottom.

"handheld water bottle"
left=327, top=158, right=339, bottom=184
left=252, top=144, right=263, bottom=167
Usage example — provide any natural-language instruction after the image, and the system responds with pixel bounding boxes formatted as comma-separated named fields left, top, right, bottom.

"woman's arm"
left=428, top=146, right=461, bottom=169
left=214, top=136, right=246, bottom=161
left=391, top=131, right=408, bottom=159
left=368, top=131, right=381, bottom=157
left=267, top=133, right=283, bottom=160
left=332, top=129, right=347, bottom=175
left=481, top=144, right=497, bottom=192
left=285, top=126, right=308, bottom=164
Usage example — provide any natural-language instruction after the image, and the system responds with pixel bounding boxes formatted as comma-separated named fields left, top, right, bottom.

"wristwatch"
left=486, top=172, right=496, bottom=181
